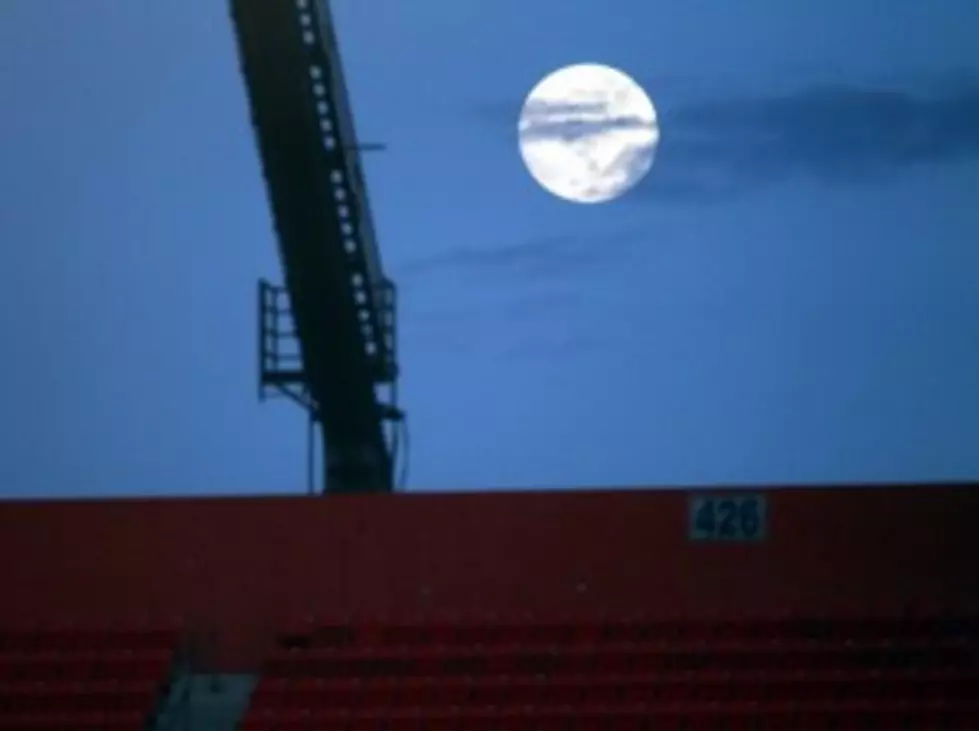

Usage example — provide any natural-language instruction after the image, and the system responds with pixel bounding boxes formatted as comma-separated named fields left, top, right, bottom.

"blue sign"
left=689, top=493, right=767, bottom=542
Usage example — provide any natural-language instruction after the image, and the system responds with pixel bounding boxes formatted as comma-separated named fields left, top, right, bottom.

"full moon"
left=518, top=63, right=660, bottom=204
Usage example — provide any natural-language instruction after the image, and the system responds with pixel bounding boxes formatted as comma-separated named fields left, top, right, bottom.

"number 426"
left=692, top=496, right=764, bottom=540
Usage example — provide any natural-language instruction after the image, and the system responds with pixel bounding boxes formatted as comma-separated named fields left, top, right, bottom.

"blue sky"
left=1, top=1, right=978, bottom=496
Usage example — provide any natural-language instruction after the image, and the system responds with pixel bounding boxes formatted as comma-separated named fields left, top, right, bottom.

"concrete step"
left=154, top=673, right=258, bottom=731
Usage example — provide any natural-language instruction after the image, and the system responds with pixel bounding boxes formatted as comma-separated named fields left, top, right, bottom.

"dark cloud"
left=637, top=83, right=979, bottom=203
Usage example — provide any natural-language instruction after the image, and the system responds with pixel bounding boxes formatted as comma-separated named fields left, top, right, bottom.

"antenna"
left=346, top=143, right=387, bottom=153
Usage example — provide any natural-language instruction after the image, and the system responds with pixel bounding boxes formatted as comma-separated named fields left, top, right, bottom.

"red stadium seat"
left=0, top=627, right=180, bottom=731
left=242, top=611, right=979, bottom=729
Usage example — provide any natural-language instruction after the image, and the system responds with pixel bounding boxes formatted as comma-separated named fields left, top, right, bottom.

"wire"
left=387, top=381, right=409, bottom=492
left=397, top=416, right=410, bottom=491
left=389, top=412, right=401, bottom=491
left=307, top=408, right=315, bottom=495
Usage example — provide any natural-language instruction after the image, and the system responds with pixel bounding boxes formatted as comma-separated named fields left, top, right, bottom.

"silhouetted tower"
left=230, top=0, right=404, bottom=493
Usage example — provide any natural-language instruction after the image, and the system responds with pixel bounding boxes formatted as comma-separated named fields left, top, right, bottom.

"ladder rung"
left=261, top=369, right=306, bottom=386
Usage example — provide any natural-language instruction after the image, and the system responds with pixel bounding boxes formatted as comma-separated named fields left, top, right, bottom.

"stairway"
left=154, top=673, right=257, bottom=731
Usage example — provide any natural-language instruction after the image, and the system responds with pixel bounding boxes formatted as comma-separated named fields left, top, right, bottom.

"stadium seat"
left=239, top=698, right=979, bottom=730
left=0, top=710, right=146, bottom=731
left=241, top=611, right=979, bottom=729
left=0, top=627, right=181, bottom=731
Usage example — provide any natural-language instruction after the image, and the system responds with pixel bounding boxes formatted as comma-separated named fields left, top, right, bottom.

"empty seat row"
left=0, top=650, right=172, bottom=682
left=242, top=613, right=979, bottom=729
left=249, top=669, right=979, bottom=709
left=239, top=699, right=979, bottom=731
left=0, top=710, right=146, bottom=731
left=0, top=628, right=177, bottom=654
left=0, top=680, right=158, bottom=714
left=263, top=639, right=977, bottom=679
left=288, top=613, right=979, bottom=650
left=0, top=627, right=181, bottom=731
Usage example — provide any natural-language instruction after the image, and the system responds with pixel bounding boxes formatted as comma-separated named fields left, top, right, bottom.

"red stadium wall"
left=1, top=485, right=977, bottom=669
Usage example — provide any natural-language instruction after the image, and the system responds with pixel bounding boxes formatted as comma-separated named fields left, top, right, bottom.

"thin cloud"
left=401, top=288, right=596, bottom=359
left=522, top=99, right=608, bottom=119
left=475, top=73, right=979, bottom=204
left=396, top=230, right=644, bottom=279
left=504, top=332, right=609, bottom=360
left=403, top=289, right=583, bottom=327
left=394, top=231, right=644, bottom=357
left=397, top=233, right=578, bottom=273
left=521, top=114, right=656, bottom=144
left=519, top=99, right=656, bottom=144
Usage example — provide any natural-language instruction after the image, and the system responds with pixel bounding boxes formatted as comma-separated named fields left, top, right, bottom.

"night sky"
left=1, top=0, right=978, bottom=497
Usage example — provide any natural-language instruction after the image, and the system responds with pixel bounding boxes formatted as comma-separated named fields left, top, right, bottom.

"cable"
left=389, top=410, right=401, bottom=491
left=386, top=381, right=408, bottom=492
left=397, top=416, right=410, bottom=491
